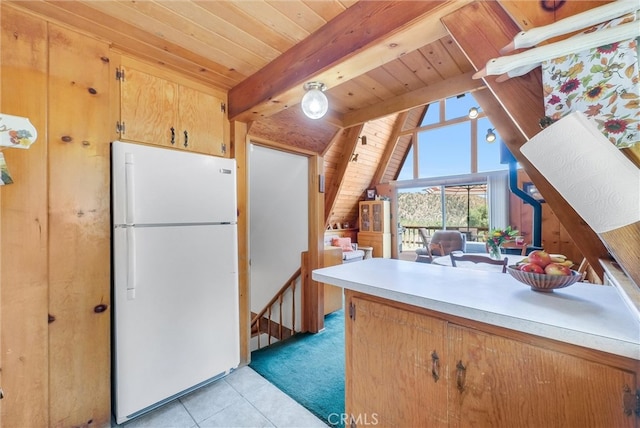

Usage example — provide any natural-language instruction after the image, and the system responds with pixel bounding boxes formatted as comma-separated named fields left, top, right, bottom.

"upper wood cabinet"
left=116, top=57, right=228, bottom=157
left=358, top=200, right=390, bottom=233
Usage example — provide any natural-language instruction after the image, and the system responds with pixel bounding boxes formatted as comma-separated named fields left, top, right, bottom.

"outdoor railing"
left=400, top=225, right=489, bottom=250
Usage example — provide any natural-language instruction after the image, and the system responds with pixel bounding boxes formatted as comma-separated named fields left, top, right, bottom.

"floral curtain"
left=542, top=14, right=639, bottom=148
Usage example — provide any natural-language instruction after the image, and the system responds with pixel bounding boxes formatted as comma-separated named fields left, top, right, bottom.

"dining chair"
left=500, top=241, right=528, bottom=255
left=449, top=253, right=509, bottom=273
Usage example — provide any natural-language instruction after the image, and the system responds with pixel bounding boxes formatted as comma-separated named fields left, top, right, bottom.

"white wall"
left=249, top=144, right=308, bottom=334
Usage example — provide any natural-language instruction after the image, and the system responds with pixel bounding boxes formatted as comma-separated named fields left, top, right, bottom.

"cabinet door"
left=120, top=66, right=178, bottom=147
left=372, top=202, right=383, bottom=232
left=323, top=247, right=344, bottom=315
left=358, top=232, right=391, bottom=258
left=346, top=294, right=448, bottom=427
left=359, top=202, right=371, bottom=232
left=448, top=324, right=637, bottom=428
left=357, top=233, right=379, bottom=259
left=178, top=85, right=225, bottom=156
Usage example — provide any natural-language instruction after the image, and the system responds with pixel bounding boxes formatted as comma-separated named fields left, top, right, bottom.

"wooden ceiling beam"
left=443, top=1, right=608, bottom=278
left=228, top=0, right=473, bottom=122
left=341, top=71, right=483, bottom=128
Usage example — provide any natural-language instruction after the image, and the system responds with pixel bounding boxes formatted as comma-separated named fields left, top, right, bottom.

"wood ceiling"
left=8, top=0, right=625, bottom=278
left=11, top=1, right=482, bottom=138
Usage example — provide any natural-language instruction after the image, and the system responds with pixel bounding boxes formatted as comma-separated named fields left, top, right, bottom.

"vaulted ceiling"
left=10, top=0, right=630, bottom=278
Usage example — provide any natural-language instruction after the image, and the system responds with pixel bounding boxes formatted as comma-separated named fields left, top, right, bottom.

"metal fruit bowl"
left=507, top=265, right=583, bottom=292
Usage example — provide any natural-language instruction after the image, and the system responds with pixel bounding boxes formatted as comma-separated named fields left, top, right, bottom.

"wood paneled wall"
left=1, top=7, right=50, bottom=426
left=1, top=6, right=111, bottom=426
left=47, top=23, right=112, bottom=426
left=509, top=170, right=582, bottom=264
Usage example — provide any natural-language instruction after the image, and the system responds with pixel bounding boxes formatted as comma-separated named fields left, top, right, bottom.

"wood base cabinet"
left=323, top=247, right=344, bottom=315
left=346, top=291, right=639, bottom=428
left=357, top=232, right=391, bottom=259
left=347, top=294, right=448, bottom=427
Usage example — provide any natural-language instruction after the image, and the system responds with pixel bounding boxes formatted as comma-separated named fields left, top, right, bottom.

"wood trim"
left=305, top=155, right=325, bottom=333
left=600, top=222, right=640, bottom=289
left=232, top=121, right=250, bottom=364
left=248, top=135, right=318, bottom=157
left=443, top=1, right=608, bottom=279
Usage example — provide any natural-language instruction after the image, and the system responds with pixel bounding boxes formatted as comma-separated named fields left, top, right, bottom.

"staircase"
left=251, top=267, right=301, bottom=350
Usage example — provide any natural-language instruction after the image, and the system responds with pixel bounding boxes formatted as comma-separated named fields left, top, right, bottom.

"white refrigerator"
left=111, top=141, right=240, bottom=424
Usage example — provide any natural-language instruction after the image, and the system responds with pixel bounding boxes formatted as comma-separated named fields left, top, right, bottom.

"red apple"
left=544, top=263, right=572, bottom=276
left=528, top=250, right=552, bottom=268
left=519, top=263, right=544, bottom=274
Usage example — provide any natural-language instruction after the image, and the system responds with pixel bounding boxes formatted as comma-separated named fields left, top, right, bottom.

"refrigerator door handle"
left=126, top=227, right=136, bottom=300
left=125, top=152, right=135, bottom=225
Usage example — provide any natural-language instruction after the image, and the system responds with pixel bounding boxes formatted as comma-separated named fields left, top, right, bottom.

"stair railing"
left=251, top=267, right=301, bottom=349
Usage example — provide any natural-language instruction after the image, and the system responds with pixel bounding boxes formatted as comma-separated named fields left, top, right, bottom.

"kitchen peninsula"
left=312, top=258, right=640, bottom=427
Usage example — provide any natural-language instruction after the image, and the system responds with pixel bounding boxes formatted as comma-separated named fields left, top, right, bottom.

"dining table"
left=432, top=252, right=527, bottom=270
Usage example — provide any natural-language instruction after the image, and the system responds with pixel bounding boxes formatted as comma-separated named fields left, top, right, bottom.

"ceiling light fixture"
left=468, top=107, right=480, bottom=119
left=486, top=128, right=497, bottom=143
left=301, top=82, right=328, bottom=119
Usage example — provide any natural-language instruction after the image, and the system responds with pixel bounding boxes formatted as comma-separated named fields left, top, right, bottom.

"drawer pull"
left=431, top=350, right=440, bottom=382
left=456, top=360, right=466, bottom=392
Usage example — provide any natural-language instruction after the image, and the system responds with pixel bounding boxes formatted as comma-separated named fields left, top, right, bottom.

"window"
left=418, top=123, right=470, bottom=178
left=399, top=93, right=507, bottom=179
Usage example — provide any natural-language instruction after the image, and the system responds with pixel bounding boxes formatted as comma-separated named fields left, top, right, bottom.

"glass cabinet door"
left=372, top=203, right=382, bottom=232
left=360, top=203, right=371, bottom=232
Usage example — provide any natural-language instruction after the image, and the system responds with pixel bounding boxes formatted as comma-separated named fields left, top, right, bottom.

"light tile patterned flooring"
left=113, top=366, right=328, bottom=428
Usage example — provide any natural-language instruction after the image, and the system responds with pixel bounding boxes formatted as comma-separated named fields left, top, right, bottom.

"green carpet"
left=250, top=310, right=345, bottom=427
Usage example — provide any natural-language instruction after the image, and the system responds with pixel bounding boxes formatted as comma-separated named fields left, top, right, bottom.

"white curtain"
left=488, top=172, right=509, bottom=231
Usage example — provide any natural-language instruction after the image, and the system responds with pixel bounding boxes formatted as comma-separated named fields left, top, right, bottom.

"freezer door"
left=112, top=141, right=237, bottom=225
left=113, top=224, right=240, bottom=422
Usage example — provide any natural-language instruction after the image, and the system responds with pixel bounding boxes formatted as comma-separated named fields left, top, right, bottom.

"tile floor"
left=113, top=366, right=329, bottom=428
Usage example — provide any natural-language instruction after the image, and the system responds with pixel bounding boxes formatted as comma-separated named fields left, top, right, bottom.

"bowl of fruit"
left=507, top=250, right=583, bottom=292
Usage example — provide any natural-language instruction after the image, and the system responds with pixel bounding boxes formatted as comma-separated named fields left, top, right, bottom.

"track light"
left=301, top=82, right=328, bottom=119
left=468, top=106, right=480, bottom=119
left=486, top=128, right=497, bottom=143
left=350, top=153, right=359, bottom=162
left=359, top=135, right=367, bottom=145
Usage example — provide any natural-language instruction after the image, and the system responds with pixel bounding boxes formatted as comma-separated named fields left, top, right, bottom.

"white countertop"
left=312, top=258, right=640, bottom=360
